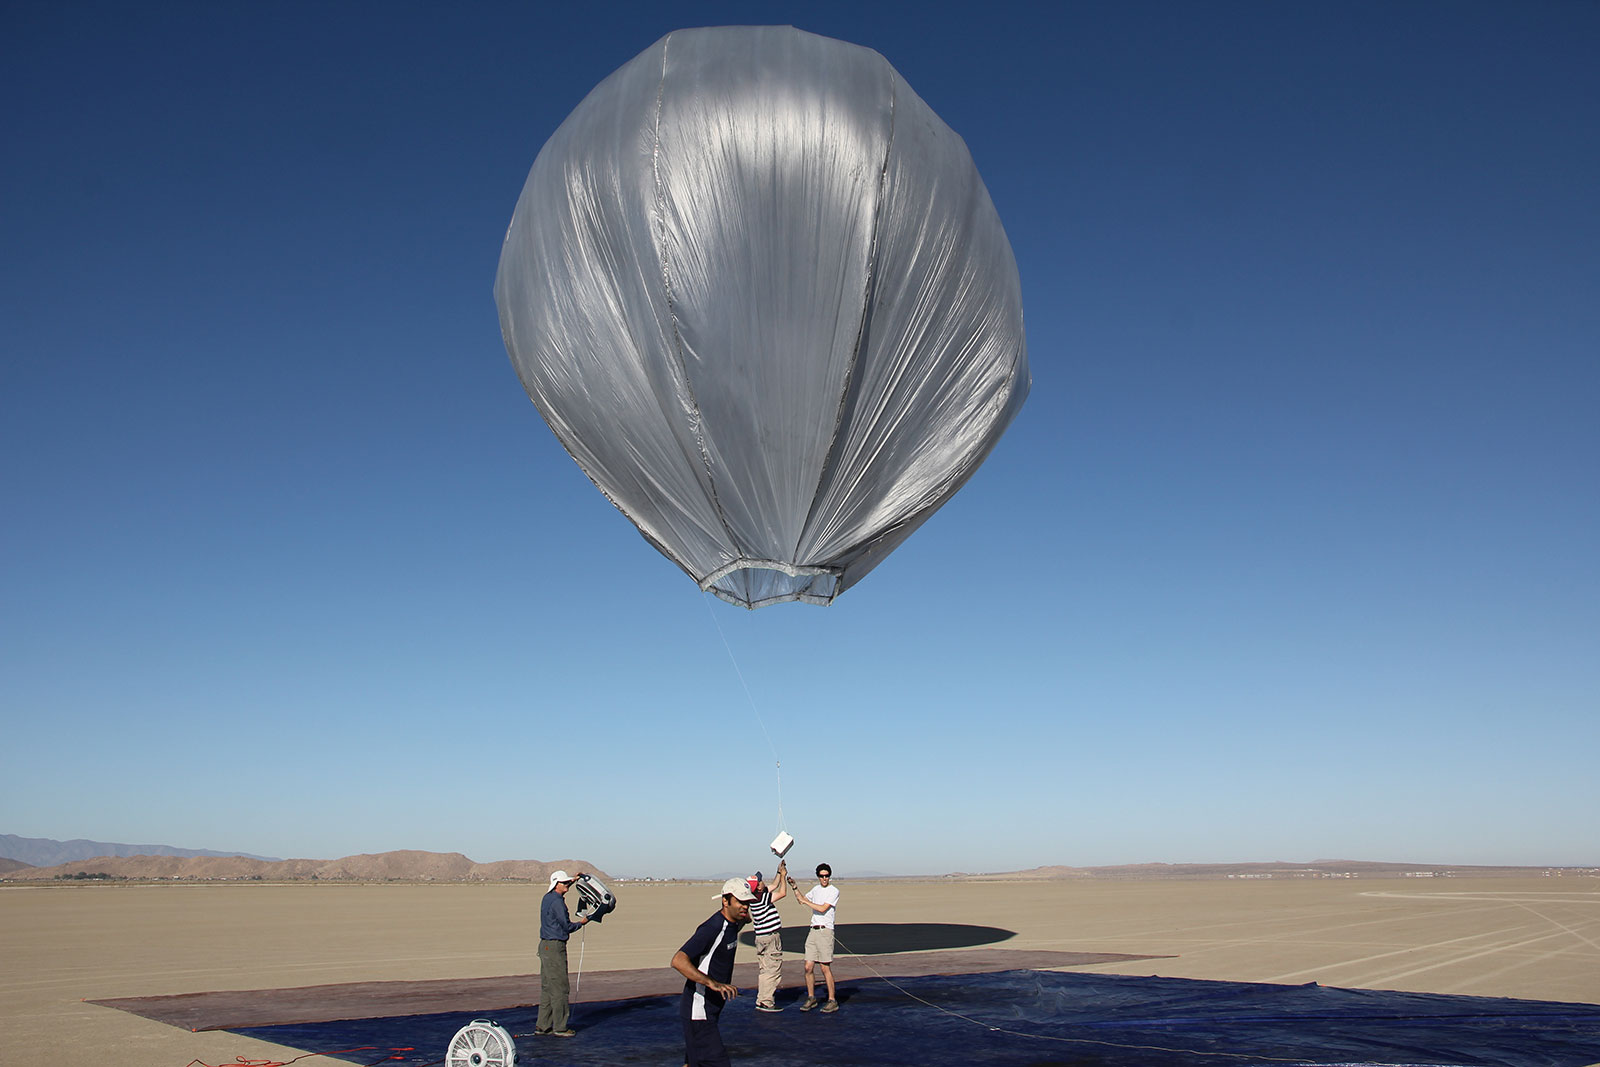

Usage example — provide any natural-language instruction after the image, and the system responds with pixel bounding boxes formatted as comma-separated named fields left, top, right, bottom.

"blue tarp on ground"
left=230, top=969, right=1600, bottom=1067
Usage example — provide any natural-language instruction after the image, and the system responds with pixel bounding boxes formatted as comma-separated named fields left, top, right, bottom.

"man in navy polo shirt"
left=670, top=877, right=757, bottom=1067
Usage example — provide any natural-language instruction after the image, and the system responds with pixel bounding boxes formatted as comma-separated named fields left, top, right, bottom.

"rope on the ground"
left=828, top=931, right=1318, bottom=1064
left=183, top=1046, right=422, bottom=1067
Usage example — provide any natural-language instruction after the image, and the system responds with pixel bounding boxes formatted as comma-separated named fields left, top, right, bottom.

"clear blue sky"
left=4, top=2, right=1596, bottom=877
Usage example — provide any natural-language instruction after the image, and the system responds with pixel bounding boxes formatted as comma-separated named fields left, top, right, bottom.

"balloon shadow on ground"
left=740, top=923, right=1015, bottom=955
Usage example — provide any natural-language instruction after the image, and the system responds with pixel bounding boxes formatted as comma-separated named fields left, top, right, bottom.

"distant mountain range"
left=3, top=835, right=1583, bottom=883
left=5, top=848, right=609, bottom=883
left=1, top=833, right=280, bottom=867
left=944, top=859, right=1588, bottom=880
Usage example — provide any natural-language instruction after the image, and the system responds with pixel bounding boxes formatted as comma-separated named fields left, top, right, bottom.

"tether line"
left=703, top=592, right=786, bottom=832
left=827, top=930, right=1321, bottom=1065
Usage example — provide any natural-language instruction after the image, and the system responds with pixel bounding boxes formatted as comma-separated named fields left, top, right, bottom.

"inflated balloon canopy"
left=495, top=26, right=1030, bottom=608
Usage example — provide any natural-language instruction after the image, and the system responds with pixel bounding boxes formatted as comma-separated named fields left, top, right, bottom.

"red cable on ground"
left=183, top=1047, right=417, bottom=1067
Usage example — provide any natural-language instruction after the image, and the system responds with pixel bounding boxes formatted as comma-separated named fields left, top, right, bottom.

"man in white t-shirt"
left=791, top=862, right=840, bottom=1012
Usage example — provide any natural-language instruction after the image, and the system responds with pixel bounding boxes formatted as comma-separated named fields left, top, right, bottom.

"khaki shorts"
left=804, top=926, right=834, bottom=963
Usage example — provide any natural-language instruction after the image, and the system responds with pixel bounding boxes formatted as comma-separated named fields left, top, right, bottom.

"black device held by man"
left=574, top=872, right=616, bottom=922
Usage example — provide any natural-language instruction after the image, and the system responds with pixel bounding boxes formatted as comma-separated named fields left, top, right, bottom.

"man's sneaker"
left=821, top=999, right=839, bottom=1013
left=756, top=1001, right=782, bottom=1013
left=549, top=1029, right=577, bottom=1037
left=799, top=996, right=819, bottom=1011
left=532, top=1029, right=551, bottom=1036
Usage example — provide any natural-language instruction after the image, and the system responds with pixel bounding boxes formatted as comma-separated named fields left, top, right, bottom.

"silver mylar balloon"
left=495, top=26, right=1029, bottom=608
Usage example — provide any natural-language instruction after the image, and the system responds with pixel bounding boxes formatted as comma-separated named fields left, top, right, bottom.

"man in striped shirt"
left=671, top=877, right=757, bottom=1067
left=747, top=861, right=789, bottom=1011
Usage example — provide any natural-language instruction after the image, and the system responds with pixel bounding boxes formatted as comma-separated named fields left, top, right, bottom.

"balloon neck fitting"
left=701, top=560, right=842, bottom=609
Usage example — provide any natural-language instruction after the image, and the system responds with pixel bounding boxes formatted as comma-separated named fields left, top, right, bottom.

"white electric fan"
left=445, top=1018, right=517, bottom=1067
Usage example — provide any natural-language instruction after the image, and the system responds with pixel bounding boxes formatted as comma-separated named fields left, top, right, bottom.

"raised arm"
left=792, top=890, right=830, bottom=914
left=543, top=890, right=589, bottom=933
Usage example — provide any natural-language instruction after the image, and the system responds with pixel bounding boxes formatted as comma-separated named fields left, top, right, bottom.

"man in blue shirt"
left=535, top=869, right=591, bottom=1037
left=670, top=877, right=757, bottom=1067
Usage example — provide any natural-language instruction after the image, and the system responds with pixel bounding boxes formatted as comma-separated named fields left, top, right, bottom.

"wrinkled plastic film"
left=495, top=26, right=1030, bottom=607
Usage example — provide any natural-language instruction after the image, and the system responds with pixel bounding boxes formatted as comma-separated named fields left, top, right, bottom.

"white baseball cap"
left=549, top=870, right=578, bottom=889
left=717, top=877, right=757, bottom=902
